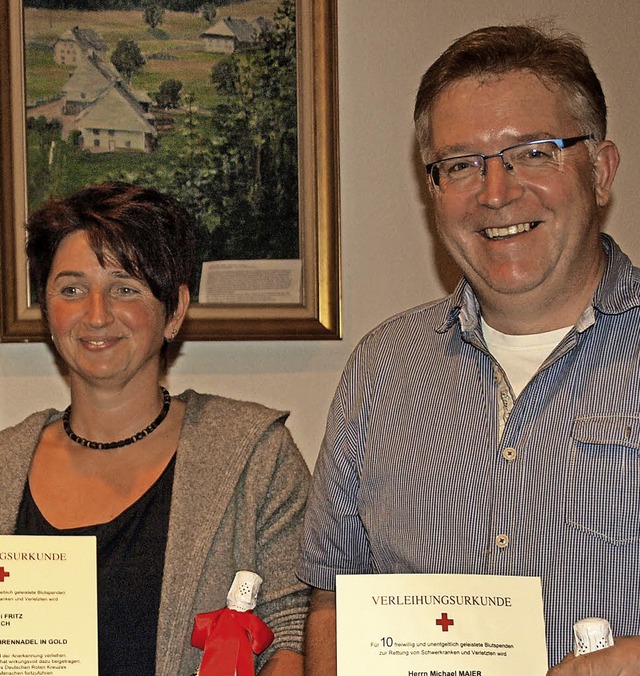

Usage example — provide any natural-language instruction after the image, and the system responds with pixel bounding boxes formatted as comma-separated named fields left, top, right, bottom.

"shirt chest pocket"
left=567, top=415, right=640, bottom=545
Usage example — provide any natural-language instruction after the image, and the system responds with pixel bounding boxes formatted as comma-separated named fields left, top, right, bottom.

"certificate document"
left=337, top=573, right=548, bottom=675
left=0, top=535, right=98, bottom=675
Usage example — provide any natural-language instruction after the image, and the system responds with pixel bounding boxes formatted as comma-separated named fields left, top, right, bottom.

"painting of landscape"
left=23, top=0, right=298, bottom=300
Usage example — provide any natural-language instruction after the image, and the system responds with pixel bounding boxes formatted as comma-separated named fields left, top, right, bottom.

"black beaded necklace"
left=62, top=386, right=172, bottom=450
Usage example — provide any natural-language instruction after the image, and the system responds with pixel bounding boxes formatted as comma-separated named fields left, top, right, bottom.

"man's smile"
left=483, top=221, right=541, bottom=240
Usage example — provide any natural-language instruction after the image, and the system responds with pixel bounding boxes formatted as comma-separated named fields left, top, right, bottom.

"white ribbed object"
left=573, top=617, right=614, bottom=655
left=226, top=570, right=264, bottom=612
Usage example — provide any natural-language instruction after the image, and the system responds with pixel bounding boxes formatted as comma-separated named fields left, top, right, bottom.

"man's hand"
left=548, top=637, right=640, bottom=675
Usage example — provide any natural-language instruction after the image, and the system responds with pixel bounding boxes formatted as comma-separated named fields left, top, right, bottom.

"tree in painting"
left=201, top=2, right=218, bottom=25
left=205, top=0, right=298, bottom=260
left=154, top=79, right=183, bottom=109
left=111, top=38, right=145, bottom=82
left=143, top=0, right=166, bottom=30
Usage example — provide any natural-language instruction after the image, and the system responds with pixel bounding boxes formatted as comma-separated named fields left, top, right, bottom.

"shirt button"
left=502, top=447, right=517, bottom=461
left=495, top=534, right=509, bottom=548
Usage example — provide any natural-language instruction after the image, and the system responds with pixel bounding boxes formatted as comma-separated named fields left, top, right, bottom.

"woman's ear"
left=165, top=284, right=190, bottom=341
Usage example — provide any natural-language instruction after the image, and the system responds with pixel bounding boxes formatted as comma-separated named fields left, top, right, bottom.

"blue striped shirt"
left=299, top=234, right=640, bottom=668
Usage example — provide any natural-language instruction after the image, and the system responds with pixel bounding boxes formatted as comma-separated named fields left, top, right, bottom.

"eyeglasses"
left=425, top=135, right=594, bottom=192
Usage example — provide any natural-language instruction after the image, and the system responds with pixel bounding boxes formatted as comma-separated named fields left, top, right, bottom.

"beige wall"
left=2, top=0, right=639, bottom=468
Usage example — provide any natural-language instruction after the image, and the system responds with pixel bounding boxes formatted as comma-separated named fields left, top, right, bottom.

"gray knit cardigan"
left=0, top=389, right=311, bottom=675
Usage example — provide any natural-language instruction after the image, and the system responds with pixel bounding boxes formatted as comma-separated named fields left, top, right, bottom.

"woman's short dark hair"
left=26, top=182, right=196, bottom=318
left=414, top=24, right=607, bottom=160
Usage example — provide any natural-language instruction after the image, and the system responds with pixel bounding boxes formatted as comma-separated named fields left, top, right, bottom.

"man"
left=299, top=25, right=640, bottom=674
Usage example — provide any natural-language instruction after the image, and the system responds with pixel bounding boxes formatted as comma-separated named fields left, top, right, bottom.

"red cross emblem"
left=436, top=612, right=454, bottom=632
left=0, top=567, right=10, bottom=583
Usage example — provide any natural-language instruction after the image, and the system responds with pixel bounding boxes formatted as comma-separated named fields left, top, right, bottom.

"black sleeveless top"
left=15, top=454, right=176, bottom=676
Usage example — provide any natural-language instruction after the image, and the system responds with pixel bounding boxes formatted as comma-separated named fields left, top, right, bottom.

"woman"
left=0, top=182, right=309, bottom=675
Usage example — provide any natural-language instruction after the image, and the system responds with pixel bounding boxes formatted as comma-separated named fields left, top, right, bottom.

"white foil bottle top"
left=227, top=570, right=264, bottom=612
left=573, top=617, right=614, bottom=655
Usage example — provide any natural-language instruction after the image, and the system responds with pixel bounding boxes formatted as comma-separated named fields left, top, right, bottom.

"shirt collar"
left=436, top=279, right=477, bottom=334
left=591, top=233, right=640, bottom=314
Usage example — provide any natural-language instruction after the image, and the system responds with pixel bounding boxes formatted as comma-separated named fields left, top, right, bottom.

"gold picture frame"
left=0, top=0, right=341, bottom=341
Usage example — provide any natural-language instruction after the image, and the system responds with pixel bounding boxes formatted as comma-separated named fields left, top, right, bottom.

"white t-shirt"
left=481, top=317, right=572, bottom=397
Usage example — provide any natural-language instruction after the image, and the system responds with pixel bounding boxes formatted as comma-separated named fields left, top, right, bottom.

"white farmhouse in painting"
left=49, top=39, right=157, bottom=153
left=54, top=27, right=107, bottom=66
left=75, top=80, right=157, bottom=153
left=22, top=26, right=159, bottom=153
left=61, top=52, right=121, bottom=115
left=199, top=17, right=272, bottom=53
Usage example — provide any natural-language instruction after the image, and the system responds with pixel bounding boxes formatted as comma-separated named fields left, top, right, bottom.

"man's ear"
left=593, top=140, right=620, bottom=207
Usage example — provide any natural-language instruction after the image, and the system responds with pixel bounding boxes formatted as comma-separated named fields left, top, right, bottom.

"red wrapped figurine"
left=191, top=571, right=274, bottom=676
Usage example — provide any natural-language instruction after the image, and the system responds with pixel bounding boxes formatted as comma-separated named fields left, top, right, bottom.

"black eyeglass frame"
left=425, top=134, right=595, bottom=188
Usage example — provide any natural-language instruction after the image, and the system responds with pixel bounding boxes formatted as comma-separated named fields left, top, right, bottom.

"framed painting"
left=0, top=0, right=340, bottom=341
